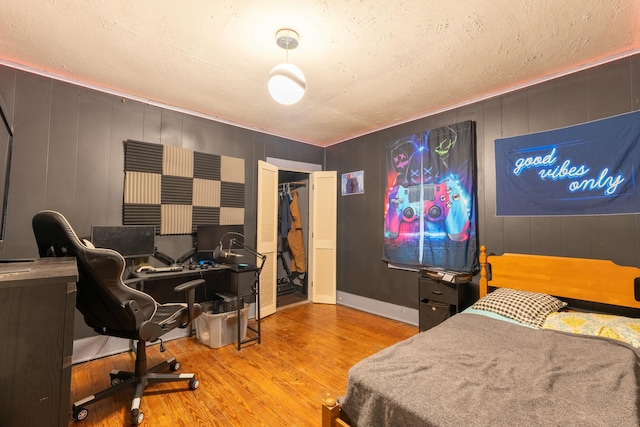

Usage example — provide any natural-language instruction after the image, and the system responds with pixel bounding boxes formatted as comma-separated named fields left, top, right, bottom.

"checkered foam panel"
left=123, top=140, right=245, bottom=235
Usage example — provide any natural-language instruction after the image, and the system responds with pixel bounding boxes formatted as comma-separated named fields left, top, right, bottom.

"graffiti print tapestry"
left=382, top=121, right=478, bottom=273
left=495, top=111, right=640, bottom=216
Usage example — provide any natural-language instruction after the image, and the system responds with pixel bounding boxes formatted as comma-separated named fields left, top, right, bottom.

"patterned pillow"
left=542, top=312, right=640, bottom=349
left=471, top=288, right=567, bottom=328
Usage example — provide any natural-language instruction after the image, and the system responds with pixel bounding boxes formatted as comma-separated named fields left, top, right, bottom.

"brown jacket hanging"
left=287, top=190, right=306, bottom=273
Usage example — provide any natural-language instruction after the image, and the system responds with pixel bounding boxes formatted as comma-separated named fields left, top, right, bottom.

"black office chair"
left=32, top=210, right=204, bottom=426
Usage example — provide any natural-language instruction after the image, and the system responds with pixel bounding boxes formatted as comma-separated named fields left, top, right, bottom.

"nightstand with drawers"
left=419, top=277, right=470, bottom=331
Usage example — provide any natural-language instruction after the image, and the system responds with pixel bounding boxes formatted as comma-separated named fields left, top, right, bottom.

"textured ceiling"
left=1, top=1, right=639, bottom=147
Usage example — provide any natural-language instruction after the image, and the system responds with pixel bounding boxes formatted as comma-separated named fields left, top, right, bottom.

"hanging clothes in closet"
left=287, top=189, right=306, bottom=274
left=279, top=188, right=291, bottom=249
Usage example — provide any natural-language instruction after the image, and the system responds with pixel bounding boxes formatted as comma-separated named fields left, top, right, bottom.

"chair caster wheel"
left=131, top=409, right=144, bottom=425
left=189, top=378, right=200, bottom=390
left=170, top=361, right=180, bottom=371
left=73, top=407, right=89, bottom=422
left=110, top=372, right=124, bottom=386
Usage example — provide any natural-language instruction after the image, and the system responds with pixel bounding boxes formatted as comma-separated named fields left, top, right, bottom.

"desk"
left=0, top=257, right=78, bottom=427
left=133, top=263, right=261, bottom=350
left=132, top=264, right=230, bottom=302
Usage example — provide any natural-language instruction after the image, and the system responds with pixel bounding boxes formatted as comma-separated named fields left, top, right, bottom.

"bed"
left=322, top=246, right=640, bottom=426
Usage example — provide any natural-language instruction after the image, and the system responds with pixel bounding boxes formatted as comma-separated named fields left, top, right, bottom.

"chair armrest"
left=174, top=279, right=205, bottom=326
left=124, top=300, right=147, bottom=326
left=174, top=279, right=205, bottom=293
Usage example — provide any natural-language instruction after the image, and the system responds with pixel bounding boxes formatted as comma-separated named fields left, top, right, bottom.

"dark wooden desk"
left=133, top=263, right=261, bottom=350
left=132, top=264, right=230, bottom=303
left=0, top=257, right=78, bottom=427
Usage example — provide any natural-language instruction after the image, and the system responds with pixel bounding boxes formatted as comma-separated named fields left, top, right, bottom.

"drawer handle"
left=431, top=290, right=444, bottom=295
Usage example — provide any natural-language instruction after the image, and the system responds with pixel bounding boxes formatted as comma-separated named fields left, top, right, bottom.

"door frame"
left=258, top=159, right=336, bottom=313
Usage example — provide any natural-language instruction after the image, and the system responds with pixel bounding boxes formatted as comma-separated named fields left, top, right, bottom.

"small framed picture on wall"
left=342, top=170, right=364, bottom=195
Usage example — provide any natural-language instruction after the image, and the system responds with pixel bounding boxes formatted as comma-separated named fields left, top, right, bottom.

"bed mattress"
left=339, top=312, right=640, bottom=426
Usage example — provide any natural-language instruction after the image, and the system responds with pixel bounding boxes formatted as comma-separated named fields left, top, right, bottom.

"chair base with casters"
left=72, top=338, right=200, bottom=425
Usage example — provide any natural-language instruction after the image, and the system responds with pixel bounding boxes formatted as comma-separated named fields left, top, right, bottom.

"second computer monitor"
left=196, top=224, right=244, bottom=254
left=90, top=225, right=156, bottom=258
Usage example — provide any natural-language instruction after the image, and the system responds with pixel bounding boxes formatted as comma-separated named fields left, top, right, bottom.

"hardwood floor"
left=277, top=287, right=307, bottom=308
left=68, top=302, right=418, bottom=426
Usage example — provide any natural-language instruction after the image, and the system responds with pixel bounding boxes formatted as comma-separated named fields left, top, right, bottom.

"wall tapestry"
left=123, top=140, right=245, bottom=235
left=495, top=110, right=640, bottom=216
left=382, top=121, right=478, bottom=273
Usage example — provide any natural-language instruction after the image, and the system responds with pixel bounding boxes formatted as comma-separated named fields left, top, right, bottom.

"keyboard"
left=145, top=265, right=184, bottom=274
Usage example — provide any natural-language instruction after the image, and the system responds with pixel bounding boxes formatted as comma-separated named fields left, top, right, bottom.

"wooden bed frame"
left=478, top=246, right=640, bottom=308
left=322, top=245, right=640, bottom=426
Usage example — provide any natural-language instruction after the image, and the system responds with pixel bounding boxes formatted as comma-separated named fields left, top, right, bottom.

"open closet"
left=257, top=159, right=337, bottom=319
left=277, top=171, right=310, bottom=308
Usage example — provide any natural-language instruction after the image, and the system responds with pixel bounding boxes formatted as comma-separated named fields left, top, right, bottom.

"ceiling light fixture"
left=268, top=28, right=306, bottom=105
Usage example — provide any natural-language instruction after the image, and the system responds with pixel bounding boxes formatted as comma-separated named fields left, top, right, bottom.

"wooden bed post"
left=322, top=398, right=351, bottom=427
left=479, top=245, right=488, bottom=298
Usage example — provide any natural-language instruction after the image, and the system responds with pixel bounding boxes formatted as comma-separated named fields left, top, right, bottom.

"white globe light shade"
left=268, top=63, right=306, bottom=105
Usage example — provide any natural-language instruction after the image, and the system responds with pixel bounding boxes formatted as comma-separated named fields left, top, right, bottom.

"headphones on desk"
left=212, top=242, right=222, bottom=260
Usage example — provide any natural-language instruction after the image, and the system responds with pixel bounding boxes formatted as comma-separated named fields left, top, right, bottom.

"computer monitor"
left=0, top=94, right=13, bottom=242
left=90, top=225, right=156, bottom=258
left=196, top=225, right=244, bottom=253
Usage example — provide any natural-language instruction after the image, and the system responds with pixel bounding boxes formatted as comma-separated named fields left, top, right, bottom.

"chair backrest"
left=32, top=210, right=157, bottom=338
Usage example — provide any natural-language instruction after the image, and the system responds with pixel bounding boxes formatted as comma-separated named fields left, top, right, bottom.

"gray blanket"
left=340, top=313, right=640, bottom=426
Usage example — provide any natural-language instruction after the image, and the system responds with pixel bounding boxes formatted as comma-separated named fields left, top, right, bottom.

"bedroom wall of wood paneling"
left=0, top=54, right=638, bottom=331
left=326, top=54, right=640, bottom=310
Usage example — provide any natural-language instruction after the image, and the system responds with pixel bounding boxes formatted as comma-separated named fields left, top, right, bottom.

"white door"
left=257, top=163, right=337, bottom=310
left=309, top=171, right=337, bottom=304
left=256, top=160, right=278, bottom=318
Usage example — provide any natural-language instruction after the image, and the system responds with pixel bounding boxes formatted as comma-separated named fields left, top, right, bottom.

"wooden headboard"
left=479, top=245, right=640, bottom=309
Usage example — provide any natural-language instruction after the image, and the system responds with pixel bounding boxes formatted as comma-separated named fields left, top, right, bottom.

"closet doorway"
left=277, top=170, right=309, bottom=309
left=257, top=160, right=337, bottom=318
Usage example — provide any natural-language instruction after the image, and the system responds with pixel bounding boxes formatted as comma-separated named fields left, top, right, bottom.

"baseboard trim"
left=336, top=291, right=418, bottom=326
left=72, top=327, right=189, bottom=365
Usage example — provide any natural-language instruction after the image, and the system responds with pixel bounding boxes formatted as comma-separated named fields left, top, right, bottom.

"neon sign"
left=512, top=147, right=625, bottom=196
